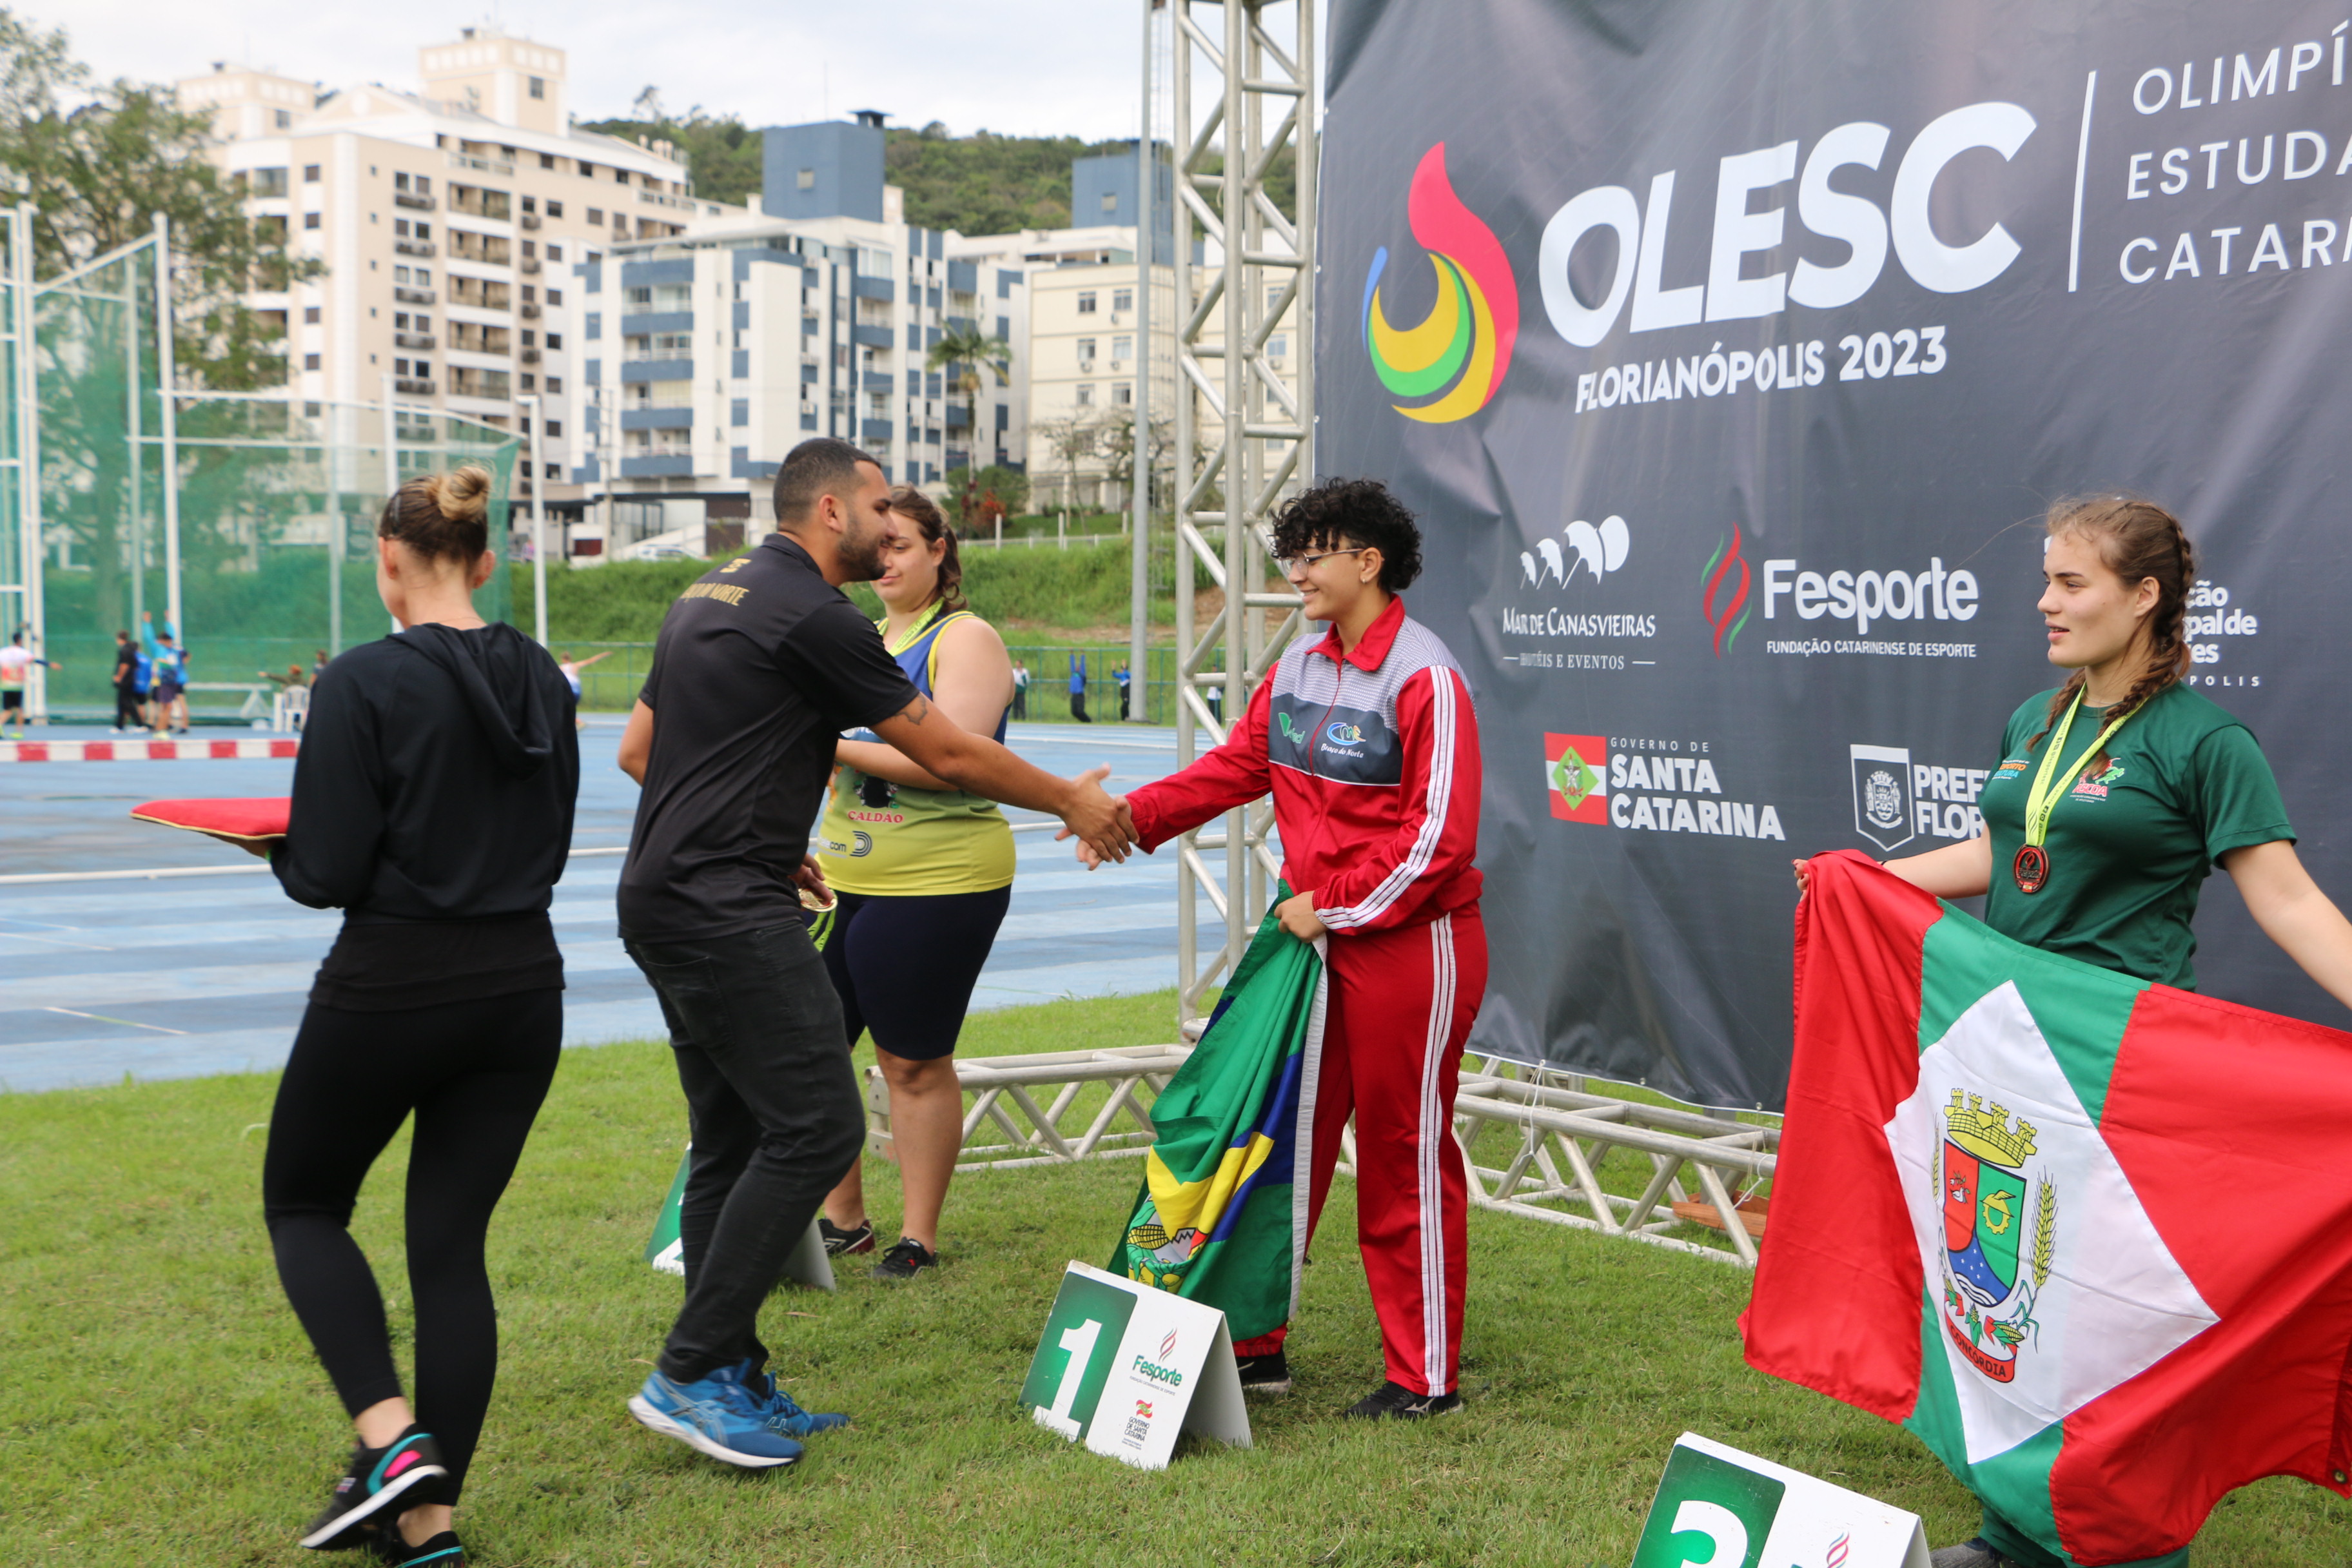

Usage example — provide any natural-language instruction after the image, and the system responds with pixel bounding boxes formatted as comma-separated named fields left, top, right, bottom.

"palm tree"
left=926, top=323, right=1012, bottom=523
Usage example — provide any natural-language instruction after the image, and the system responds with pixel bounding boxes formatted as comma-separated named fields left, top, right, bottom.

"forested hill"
left=885, top=125, right=1130, bottom=234
left=573, top=110, right=1126, bottom=234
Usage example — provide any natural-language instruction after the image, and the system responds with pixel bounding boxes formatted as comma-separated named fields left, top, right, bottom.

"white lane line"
left=0, top=930, right=115, bottom=950
left=43, top=1006, right=188, bottom=1036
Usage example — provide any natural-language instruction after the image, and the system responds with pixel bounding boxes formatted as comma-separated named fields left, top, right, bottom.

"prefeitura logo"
left=1362, top=144, right=1519, bottom=422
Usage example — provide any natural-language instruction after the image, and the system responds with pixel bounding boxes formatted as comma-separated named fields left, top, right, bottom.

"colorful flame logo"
left=1362, top=144, right=1518, bottom=422
left=1700, top=526, right=1752, bottom=656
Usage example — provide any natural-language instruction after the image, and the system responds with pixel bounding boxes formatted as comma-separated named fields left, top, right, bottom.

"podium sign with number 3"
left=1631, top=1434, right=1930, bottom=1568
left=1019, top=1262, right=1252, bottom=1470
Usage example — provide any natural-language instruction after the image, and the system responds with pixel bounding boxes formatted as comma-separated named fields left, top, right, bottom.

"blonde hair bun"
left=424, top=464, right=493, bottom=526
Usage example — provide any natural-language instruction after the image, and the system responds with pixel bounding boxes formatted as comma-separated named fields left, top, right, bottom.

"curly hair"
left=2027, top=493, right=2197, bottom=771
left=1269, top=477, right=1423, bottom=593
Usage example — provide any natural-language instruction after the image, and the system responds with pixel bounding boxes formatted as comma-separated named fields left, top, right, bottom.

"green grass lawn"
left=3, top=992, right=2342, bottom=1565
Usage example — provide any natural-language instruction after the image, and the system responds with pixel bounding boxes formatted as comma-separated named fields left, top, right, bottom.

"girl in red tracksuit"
left=1114, top=477, right=1484, bottom=1419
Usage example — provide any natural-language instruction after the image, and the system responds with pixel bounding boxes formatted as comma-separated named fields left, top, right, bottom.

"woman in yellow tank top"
left=810, top=486, right=1017, bottom=1280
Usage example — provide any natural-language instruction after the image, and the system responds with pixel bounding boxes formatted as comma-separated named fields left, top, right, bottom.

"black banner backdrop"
left=1319, top=0, right=2352, bottom=1110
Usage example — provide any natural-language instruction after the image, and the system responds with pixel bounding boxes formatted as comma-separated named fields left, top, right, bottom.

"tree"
left=926, top=322, right=1011, bottom=524
left=1030, top=413, right=1097, bottom=523
left=0, top=9, right=322, bottom=629
left=1095, top=407, right=1171, bottom=514
left=576, top=103, right=761, bottom=208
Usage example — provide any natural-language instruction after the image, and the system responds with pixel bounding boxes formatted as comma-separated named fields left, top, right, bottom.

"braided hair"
left=2027, top=494, right=2196, bottom=772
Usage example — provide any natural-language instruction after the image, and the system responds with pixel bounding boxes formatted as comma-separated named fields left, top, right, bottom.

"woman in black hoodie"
left=262, top=464, right=578, bottom=1568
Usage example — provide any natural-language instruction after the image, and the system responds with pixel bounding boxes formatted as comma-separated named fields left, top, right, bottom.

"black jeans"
left=262, top=989, right=562, bottom=1499
left=625, top=922, right=865, bottom=1383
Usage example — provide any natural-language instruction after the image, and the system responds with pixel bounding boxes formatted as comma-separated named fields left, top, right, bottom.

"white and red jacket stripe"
left=1126, top=596, right=1482, bottom=932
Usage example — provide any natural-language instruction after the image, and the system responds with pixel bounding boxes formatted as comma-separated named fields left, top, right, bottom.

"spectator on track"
left=1069, top=651, right=1091, bottom=723
left=113, top=632, right=144, bottom=732
left=0, top=631, right=58, bottom=739
left=1012, top=660, right=1030, bottom=720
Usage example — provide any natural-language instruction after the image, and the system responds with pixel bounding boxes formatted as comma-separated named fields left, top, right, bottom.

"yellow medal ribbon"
left=2013, top=690, right=2135, bottom=894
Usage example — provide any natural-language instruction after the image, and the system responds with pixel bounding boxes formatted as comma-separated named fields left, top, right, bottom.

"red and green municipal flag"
left=1111, top=890, right=1323, bottom=1342
left=1745, top=851, right=2352, bottom=1566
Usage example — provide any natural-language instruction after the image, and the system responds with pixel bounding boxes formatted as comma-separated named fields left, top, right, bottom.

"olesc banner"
left=1319, top=0, right=2351, bottom=1109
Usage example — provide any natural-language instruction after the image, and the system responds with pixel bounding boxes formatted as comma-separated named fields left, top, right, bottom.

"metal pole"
left=16, top=204, right=44, bottom=722
left=1129, top=0, right=1155, bottom=723
left=126, top=240, right=142, bottom=634
left=521, top=392, right=548, bottom=644
left=154, top=214, right=182, bottom=647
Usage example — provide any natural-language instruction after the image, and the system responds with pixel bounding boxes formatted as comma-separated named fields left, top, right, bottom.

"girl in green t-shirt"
left=1800, top=495, right=2352, bottom=1568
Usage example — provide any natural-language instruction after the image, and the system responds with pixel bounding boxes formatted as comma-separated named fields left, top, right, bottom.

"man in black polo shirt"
left=614, top=437, right=1133, bottom=1469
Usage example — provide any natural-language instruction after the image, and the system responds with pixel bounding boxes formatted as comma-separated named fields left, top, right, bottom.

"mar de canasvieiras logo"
left=1362, top=144, right=1519, bottom=423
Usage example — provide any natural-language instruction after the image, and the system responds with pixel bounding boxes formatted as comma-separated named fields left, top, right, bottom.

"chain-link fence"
left=16, top=217, right=520, bottom=723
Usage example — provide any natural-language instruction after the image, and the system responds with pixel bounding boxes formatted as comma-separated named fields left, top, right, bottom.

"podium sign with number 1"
left=1632, top=1433, right=1929, bottom=1568
left=1020, top=1261, right=1251, bottom=1470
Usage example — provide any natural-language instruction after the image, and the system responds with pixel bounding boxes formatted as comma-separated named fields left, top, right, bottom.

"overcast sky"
left=33, top=0, right=1162, bottom=141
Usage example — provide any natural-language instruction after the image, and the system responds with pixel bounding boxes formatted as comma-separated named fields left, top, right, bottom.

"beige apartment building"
left=1023, top=260, right=1299, bottom=516
left=177, top=27, right=747, bottom=507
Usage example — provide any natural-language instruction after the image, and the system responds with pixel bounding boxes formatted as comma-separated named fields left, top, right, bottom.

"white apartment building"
left=561, top=114, right=1031, bottom=560
left=177, top=28, right=748, bottom=515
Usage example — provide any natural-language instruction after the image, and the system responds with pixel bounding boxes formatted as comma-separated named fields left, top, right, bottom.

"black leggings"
left=114, top=684, right=143, bottom=727
left=808, top=885, right=1011, bottom=1061
left=262, top=990, right=561, bottom=1498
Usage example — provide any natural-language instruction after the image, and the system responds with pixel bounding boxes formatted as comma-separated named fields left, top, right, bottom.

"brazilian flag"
left=1111, top=888, right=1324, bottom=1341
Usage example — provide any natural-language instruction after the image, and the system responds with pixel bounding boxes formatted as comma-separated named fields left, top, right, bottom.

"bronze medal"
left=2012, top=843, right=2049, bottom=895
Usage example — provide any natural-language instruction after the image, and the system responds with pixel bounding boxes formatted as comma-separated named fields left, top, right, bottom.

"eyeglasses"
left=1276, top=547, right=1367, bottom=576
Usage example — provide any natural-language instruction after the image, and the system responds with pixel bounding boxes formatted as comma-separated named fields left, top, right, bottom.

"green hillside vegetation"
left=570, top=105, right=1293, bottom=237
left=510, top=536, right=1193, bottom=645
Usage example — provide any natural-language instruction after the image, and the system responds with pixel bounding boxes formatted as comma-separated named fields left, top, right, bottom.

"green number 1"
left=1037, top=1317, right=1103, bottom=1438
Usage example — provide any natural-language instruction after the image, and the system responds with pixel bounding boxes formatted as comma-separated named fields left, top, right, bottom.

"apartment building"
left=177, top=28, right=747, bottom=513
left=564, top=113, right=1030, bottom=560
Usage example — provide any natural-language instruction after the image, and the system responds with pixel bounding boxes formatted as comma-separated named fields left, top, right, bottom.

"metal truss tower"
left=1165, top=0, right=1316, bottom=1034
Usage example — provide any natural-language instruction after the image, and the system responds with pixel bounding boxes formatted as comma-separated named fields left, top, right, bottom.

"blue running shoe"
left=627, top=1364, right=803, bottom=1468
left=735, top=1360, right=850, bottom=1438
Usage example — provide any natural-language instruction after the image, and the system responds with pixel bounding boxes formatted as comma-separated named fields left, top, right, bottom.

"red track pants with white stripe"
left=1239, top=905, right=1487, bottom=1395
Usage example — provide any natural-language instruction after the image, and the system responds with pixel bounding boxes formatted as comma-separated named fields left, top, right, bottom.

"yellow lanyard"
left=2023, top=692, right=2134, bottom=848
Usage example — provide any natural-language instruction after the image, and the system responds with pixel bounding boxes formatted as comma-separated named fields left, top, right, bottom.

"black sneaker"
left=1345, top=1380, right=1462, bottom=1420
left=299, top=1426, right=449, bottom=1550
left=373, top=1527, right=467, bottom=1567
left=871, top=1237, right=938, bottom=1282
left=819, top=1216, right=876, bottom=1257
left=1235, top=1348, right=1292, bottom=1395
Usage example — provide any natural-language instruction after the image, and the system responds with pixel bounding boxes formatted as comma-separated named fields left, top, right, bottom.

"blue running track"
left=0, top=720, right=1208, bottom=1093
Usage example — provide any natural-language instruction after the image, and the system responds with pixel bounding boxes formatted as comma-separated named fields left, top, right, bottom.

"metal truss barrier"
left=871, top=1046, right=1779, bottom=1266
left=1168, top=0, right=1315, bottom=1040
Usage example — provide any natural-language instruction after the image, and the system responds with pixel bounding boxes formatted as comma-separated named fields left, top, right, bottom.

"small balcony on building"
left=394, top=190, right=435, bottom=211
left=393, top=331, right=436, bottom=351
left=448, top=322, right=513, bottom=356
left=393, top=286, right=436, bottom=306
left=449, top=186, right=512, bottom=222
left=395, top=238, right=435, bottom=258
left=520, top=212, right=542, bottom=230
left=446, top=367, right=513, bottom=400
left=520, top=347, right=541, bottom=364
left=519, top=257, right=542, bottom=275
left=447, top=231, right=513, bottom=267
left=394, top=377, right=436, bottom=395
left=519, top=302, right=542, bottom=320
left=447, top=277, right=513, bottom=311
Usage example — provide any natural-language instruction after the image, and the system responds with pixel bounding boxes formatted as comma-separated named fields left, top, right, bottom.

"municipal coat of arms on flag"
left=1110, top=892, right=1324, bottom=1343
left=1745, top=851, right=2352, bottom=1567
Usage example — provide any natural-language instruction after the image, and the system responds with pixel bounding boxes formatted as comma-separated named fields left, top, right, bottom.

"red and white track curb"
left=0, top=736, right=299, bottom=762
